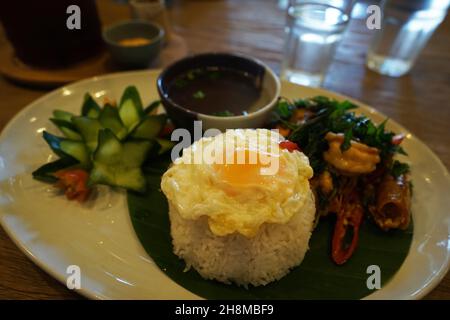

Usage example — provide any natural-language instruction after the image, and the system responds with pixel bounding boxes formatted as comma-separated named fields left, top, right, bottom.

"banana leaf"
left=128, top=157, right=413, bottom=299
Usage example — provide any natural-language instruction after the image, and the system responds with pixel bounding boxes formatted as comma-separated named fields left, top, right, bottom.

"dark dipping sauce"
left=167, top=67, right=268, bottom=116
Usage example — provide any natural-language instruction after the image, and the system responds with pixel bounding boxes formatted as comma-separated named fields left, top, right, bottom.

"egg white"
left=161, top=129, right=314, bottom=237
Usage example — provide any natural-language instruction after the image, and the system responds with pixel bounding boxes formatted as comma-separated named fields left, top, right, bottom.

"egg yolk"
left=214, top=149, right=277, bottom=186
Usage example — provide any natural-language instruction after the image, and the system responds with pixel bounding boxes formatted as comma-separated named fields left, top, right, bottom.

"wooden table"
left=0, top=0, right=449, bottom=299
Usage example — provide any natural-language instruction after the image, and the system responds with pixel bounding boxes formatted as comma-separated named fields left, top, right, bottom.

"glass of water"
left=281, top=0, right=353, bottom=87
left=367, top=0, right=449, bottom=77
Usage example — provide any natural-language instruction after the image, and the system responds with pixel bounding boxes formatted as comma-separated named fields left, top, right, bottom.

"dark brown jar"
left=0, top=0, right=104, bottom=68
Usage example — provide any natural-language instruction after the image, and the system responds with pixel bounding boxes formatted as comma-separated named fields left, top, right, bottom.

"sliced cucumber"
left=118, top=86, right=144, bottom=130
left=72, top=116, right=103, bottom=152
left=89, top=129, right=152, bottom=192
left=81, top=93, right=101, bottom=119
left=52, top=109, right=75, bottom=122
left=155, top=138, right=176, bottom=155
left=90, top=164, right=147, bottom=192
left=50, top=118, right=82, bottom=140
left=43, top=131, right=90, bottom=166
left=99, top=104, right=128, bottom=140
left=143, top=100, right=160, bottom=115
left=130, top=114, right=167, bottom=140
left=32, top=157, right=79, bottom=183
left=60, top=140, right=91, bottom=165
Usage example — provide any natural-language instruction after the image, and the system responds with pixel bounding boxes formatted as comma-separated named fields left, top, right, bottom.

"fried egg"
left=161, top=129, right=313, bottom=237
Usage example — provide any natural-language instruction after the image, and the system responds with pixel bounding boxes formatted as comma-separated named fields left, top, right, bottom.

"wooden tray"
left=0, top=34, right=188, bottom=88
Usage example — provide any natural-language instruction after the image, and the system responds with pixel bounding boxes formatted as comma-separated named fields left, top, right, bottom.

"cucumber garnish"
left=72, top=116, right=103, bottom=152
left=36, top=86, right=173, bottom=193
left=90, top=129, right=152, bottom=192
left=43, top=131, right=90, bottom=166
left=119, top=86, right=145, bottom=130
left=99, top=104, right=128, bottom=140
left=81, top=93, right=101, bottom=119
left=32, top=157, right=79, bottom=183
left=50, top=118, right=82, bottom=141
left=130, top=114, right=167, bottom=140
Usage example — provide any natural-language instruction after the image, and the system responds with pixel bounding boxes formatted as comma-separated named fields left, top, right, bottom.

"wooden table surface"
left=0, top=0, right=449, bottom=299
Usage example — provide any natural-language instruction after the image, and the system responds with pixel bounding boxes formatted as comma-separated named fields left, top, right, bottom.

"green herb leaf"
left=174, top=79, right=188, bottom=88
left=186, top=70, right=196, bottom=80
left=391, top=160, right=410, bottom=178
left=213, top=110, right=234, bottom=117
left=276, top=99, right=294, bottom=120
left=193, top=90, right=205, bottom=99
left=341, top=127, right=353, bottom=152
left=208, top=71, right=221, bottom=80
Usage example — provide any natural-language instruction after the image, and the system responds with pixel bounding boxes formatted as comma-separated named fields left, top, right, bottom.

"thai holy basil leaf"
left=391, top=160, right=410, bottom=178
left=341, top=128, right=353, bottom=152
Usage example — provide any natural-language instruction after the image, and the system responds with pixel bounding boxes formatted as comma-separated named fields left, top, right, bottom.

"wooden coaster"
left=0, top=33, right=188, bottom=88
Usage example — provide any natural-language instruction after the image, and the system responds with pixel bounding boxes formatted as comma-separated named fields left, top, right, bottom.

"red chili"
left=54, top=169, right=91, bottom=202
left=159, top=123, right=175, bottom=138
left=331, top=192, right=364, bottom=265
left=391, top=133, right=405, bottom=145
left=279, top=140, right=301, bottom=152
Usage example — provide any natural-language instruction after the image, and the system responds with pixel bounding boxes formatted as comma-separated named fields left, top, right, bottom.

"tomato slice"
left=279, top=140, right=301, bottom=152
left=54, top=169, right=91, bottom=202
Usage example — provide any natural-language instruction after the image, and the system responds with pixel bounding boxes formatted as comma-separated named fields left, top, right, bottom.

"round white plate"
left=0, top=70, right=448, bottom=300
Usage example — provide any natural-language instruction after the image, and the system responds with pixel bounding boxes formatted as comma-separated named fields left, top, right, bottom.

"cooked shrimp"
left=323, top=132, right=380, bottom=175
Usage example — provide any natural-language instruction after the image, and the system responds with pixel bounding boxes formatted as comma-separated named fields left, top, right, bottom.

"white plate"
left=0, top=70, right=449, bottom=300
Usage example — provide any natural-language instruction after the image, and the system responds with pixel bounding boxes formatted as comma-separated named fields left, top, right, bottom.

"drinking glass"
left=281, top=0, right=354, bottom=87
left=129, top=0, right=171, bottom=42
left=366, top=0, right=449, bottom=77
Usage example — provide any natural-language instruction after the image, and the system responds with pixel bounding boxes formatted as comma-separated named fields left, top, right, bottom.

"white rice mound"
left=168, top=189, right=316, bottom=287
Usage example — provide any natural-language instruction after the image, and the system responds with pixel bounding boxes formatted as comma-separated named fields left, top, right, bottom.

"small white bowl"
left=157, top=52, right=281, bottom=131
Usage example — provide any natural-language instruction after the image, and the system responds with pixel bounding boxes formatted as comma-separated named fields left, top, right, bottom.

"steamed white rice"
left=168, top=189, right=316, bottom=287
